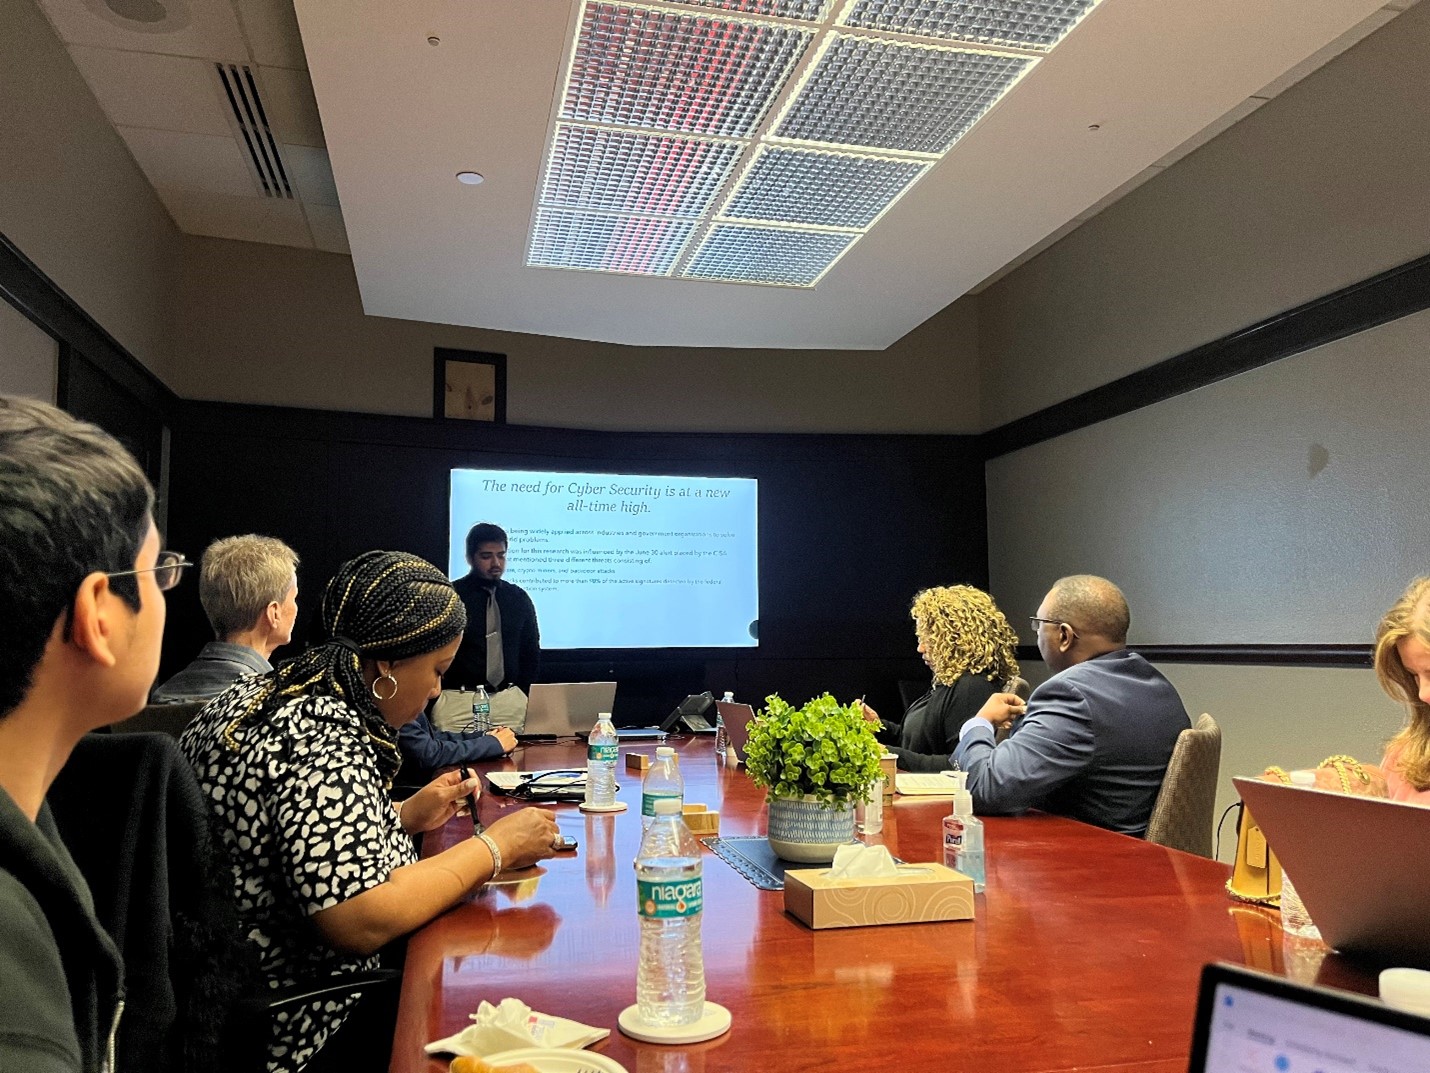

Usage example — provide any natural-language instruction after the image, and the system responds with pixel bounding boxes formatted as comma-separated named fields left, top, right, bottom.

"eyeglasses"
left=107, top=550, right=191, bottom=592
left=1029, top=616, right=1076, bottom=636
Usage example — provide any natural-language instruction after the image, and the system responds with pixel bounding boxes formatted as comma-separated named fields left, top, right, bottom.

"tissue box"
left=783, top=863, right=975, bottom=930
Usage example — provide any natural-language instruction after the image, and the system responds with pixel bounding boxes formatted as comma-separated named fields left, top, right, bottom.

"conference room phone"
left=661, top=692, right=718, bottom=733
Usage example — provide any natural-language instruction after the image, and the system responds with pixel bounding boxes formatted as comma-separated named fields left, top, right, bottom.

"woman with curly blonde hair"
left=864, top=585, right=1021, bottom=772
left=1374, top=576, right=1430, bottom=803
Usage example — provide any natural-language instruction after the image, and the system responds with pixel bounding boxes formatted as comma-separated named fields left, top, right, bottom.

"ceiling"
left=37, top=0, right=349, bottom=253
left=41, top=0, right=1416, bottom=348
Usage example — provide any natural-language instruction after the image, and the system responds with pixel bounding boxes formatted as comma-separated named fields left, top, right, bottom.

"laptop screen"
left=1191, top=966, right=1430, bottom=1073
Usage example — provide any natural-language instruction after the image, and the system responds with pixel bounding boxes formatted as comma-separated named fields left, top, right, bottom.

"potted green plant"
left=743, top=693, right=885, bottom=862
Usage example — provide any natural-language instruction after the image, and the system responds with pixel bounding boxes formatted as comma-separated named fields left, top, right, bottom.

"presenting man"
left=952, top=575, right=1189, bottom=837
left=0, top=396, right=178, bottom=1071
left=434, top=522, right=540, bottom=731
left=151, top=534, right=299, bottom=702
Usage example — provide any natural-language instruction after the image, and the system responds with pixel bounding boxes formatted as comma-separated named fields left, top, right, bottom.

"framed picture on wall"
left=434, top=348, right=507, bottom=423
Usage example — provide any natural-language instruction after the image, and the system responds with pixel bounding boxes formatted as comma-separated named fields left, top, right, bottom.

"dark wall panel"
left=165, top=401, right=986, bottom=723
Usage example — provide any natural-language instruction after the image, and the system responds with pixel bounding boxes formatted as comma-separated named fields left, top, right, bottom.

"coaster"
left=618, top=1002, right=731, bottom=1044
left=578, top=801, right=628, bottom=813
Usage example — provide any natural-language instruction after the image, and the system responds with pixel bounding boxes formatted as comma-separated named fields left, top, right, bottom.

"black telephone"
left=660, top=691, right=717, bottom=733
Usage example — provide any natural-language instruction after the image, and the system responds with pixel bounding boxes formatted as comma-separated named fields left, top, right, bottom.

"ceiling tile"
left=540, top=125, right=742, bottom=218
left=282, top=144, right=339, bottom=205
left=773, top=35, right=1033, bottom=154
left=528, top=209, right=696, bottom=275
left=119, top=126, right=259, bottom=198
left=257, top=66, right=325, bottom=146
left=161, top=188, right=313, bottom=247
left=67, top=46, right=233, bottom=136
left=719, top=145, right=928, bottom=228
left=234, top=0, right=308, bottom=69
left=561, top=4, right=813, bottom=138
left=36, top=0, right=249, bottom=61
left=663, top=0, right=830, bottom=18
left=681, top=224, right=855, bottom=286
left=305, top=203, right=350, bottom=254
left=839, top=0, right=1098, bottom=52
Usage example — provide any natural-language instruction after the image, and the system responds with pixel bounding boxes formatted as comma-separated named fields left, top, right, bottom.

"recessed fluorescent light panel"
left=528, top=0, right=1102, bottom=286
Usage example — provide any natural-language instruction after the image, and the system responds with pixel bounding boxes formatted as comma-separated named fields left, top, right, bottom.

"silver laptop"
left=1234, top=777, right=1430, bottom=964
left=1188, top=963, right=1430, bottom=1071
left=522, top=682, right=617, bottom=738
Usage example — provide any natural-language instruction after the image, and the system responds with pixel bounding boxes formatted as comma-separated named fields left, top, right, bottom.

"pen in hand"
left=460, top=765, right=484, bottom=834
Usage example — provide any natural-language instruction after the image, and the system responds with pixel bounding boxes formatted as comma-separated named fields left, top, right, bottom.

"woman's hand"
left=490, top=726, right=517, bottom=754
left=859, top=701, right=880, bottom=724
left=399, top=769, right=479, bottom=834
left=976, top=692, right=1027, bottom=730
left=486, top=807, right=561, bottom=872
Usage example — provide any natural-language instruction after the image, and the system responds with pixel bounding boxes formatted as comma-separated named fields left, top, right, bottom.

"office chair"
left=1146, top=713, right=1222, bottom=857
left=112, top=699, right=207, bottom=738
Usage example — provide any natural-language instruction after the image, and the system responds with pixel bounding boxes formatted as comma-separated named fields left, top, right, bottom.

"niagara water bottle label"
left=638, top=877, right=703, bottom=919
left=642, top=791, right=681, bottom=817
left=587, top=743, right=618, bottom=762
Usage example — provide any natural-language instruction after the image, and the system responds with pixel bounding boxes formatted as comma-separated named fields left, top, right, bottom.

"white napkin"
left=829, top=843, right=899, bottom=879
left=424, top=997, right=610, bottom=1057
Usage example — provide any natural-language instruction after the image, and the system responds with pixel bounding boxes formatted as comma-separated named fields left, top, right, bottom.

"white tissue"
left=829, top=843, right=900, bottom=879
left=424, top=997, right=609, bottom=1057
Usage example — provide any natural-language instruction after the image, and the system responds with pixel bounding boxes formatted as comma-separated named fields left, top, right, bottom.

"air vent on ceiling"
left=216, top=63, right=293, bottom=199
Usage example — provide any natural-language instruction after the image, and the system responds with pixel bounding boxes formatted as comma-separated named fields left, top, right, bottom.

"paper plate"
left=481, top=1047, right=628, bottom=1073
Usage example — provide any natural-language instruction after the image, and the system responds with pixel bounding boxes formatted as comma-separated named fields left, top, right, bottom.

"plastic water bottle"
left=471, top=685, right=491, bottom=730
left=713, top=691, right=732, bottom=759
left=635, top=797, right=705, bottom=1026
left=642, top=746, right=683, bottom=829
left=585, top=713, right=618, bottom=809
left=942, top=772, right=985, bottom=892
left=1279, top=771, right=1322, bottom=940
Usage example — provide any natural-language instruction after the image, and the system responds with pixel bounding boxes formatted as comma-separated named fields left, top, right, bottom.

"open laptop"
left=521, top=682, right=617, bottom=739
left=1234, top=777, right=1430, bottom=964
left=717, top=700, right=756, bottom=764
left=1187, top=963, right=1430, bottom=1071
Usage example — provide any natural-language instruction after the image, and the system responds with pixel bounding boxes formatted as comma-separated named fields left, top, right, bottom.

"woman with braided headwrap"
left=862, top=586, right=1021, bottom=772
left=179, top=551, right=559, bottom=1073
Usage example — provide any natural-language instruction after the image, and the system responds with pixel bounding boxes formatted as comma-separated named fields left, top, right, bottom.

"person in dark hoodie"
left=0, top=395, right=183, bottom=1073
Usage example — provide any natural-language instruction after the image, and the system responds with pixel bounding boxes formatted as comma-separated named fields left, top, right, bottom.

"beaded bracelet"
left=476, top=832, right=503, bottom=878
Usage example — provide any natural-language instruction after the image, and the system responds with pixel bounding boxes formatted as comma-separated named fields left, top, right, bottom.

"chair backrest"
left=1146, top=713, right=1222, bottom=857
left=113, top=700, right=207, bottom=738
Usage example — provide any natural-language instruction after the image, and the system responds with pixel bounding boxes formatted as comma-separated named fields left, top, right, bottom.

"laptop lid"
left=523, top=682, right=617, bottom=737
left=1233, top=777, right=1430, bottom=965
left=717, top=701, right=756, bottom=763
left=1187, top=963, right=1430, bottom=1072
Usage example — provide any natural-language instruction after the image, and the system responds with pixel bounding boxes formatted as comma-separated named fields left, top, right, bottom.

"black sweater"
left=884, top=675, right=1000, bottom=772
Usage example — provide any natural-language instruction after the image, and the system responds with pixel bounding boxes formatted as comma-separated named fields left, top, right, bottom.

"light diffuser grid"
left=528, top=208, right=695, bottom=275
left=773, top=34, right=1032, bottom=154
left=667, top=0, right=830, bottom=19
left=840, top=0, right=1098, bottom=52
left=542, top=125, right=743, bottom=218
left=720, top=145, right=927, bottom=228
left=682, top=223, right=855, bottom=286
left=562, top=4, right=814, bottom=138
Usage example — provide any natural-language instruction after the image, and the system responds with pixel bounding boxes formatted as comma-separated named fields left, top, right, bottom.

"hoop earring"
left=371, top=672, right=399, bottom=702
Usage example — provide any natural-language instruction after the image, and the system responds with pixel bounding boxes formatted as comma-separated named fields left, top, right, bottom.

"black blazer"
left=445, top=574, right=541, bottom=693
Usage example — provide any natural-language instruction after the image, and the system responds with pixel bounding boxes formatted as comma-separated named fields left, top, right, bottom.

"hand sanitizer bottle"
left=942, top=772, right=985, bottom=893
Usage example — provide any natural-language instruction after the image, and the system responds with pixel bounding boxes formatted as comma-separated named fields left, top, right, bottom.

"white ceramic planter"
left=767, top=794, right=856, bottom=863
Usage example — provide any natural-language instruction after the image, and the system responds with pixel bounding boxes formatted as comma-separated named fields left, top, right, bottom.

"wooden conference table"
left=391, top=737, right=1374, bottom=1073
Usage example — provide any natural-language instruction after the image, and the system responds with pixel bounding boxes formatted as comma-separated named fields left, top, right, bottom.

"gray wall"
left=0, top=0, right=181, bottom=381
left=0, top=300, right=57, bottom=402
left=980, top=7, right=1430, bottom=851
left=167, top=235, right=982, bottom=434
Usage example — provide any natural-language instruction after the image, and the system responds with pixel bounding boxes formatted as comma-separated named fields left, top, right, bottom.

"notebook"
left=521, top=682, right=617, bottom=738
left=895, top=772, right=961, bottom=796
left=1187, top=963, right=1430, bottom=1072
left=1234, top=777, right=1430, bottom=965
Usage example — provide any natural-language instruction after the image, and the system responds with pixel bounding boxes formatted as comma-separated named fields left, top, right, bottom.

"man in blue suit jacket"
left=952, top=575, right=1189, bottom=837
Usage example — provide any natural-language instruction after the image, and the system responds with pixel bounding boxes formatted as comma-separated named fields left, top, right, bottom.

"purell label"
left=587, top=743, right=617, bottom=762
left=642, top=791, right=681, bottom=817
left=943, top=816, right=966, bottom=848
left=638, top=877, right=703, bottom=919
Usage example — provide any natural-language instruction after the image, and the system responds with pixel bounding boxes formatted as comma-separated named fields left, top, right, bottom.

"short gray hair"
left=1046, top=575, right=1130, bottom=644
left=200, top=535, right=299, bottom=638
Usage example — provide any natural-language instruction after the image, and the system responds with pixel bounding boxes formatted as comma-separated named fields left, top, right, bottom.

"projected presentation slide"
left=449, top=468, right=758, bottom=649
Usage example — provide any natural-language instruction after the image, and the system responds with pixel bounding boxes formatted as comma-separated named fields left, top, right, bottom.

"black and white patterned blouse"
left=178, top=677, right=418, bottom=1073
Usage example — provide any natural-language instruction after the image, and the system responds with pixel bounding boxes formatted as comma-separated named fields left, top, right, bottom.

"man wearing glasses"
left=0, top=396, right=188, bottom=1073
left=952, top=574, right=1189, bottom=837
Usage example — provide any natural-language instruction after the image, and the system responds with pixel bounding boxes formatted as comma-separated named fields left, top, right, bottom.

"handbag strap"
left=1318, top=754, right=1370, bottom=793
